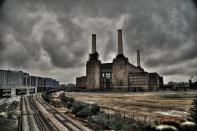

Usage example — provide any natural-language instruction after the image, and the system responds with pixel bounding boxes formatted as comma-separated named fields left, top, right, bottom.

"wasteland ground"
left=64, top=91, right=197, bottom=124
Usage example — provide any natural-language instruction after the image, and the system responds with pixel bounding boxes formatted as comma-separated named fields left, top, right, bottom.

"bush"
left=61, top=96, right=75, bottom=108
left=71, top=102, right=86, bottom=114
left=61, top=96, right=74, bottom=103
left=0, top=116, right=17, bottom=131
left=108, top=113, right=123, bottom=131
left=88, top=112, right=140, bottom=131
left=60, top=96, right=140, bottom=130
left=42, top=92, right=52, bottom=103
left=88, top=104, right=100, bottom=115
left=88, top=112, right=110, bottom=129
left=76, top=107, right=89, bottom=118
left=190, top=98, right=197, bottom=123
left=0, top=102, right=18, bottom=131
left=74, top=103, right=100, bottom=118
left=66, top=101, right=73, bottom=108
left=61, top=96, right=100, bottom=118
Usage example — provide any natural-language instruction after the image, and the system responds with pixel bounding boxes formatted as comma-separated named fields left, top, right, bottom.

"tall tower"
left=86, top=34, right=101, bottom=89
left=112, top=29, right=129, bottom=91
left=92, top=34, right=96, bottom=53
left=137, top=50, right=141, bottom=67
left=118, top=29, right=123, bottom=55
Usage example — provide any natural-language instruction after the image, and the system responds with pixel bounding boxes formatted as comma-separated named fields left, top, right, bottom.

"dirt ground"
left=64, top=91, right=197, bottom=123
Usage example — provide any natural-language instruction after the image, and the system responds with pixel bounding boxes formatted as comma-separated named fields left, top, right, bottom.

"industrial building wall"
left=76, top=76, right=87, bottom=88
left=101, top=64, right=113, bottom=89
left=128, top=64, right=144, bottom=73
left=128, top=72, right=163, bottom=91
left=112, top=58, right=129, bottom=90
left=86, top=61, right=101, bottom=89
left=0, top=70, right=24, bottom=86
left=0, top=69, right=59, bottom=97
left=149, top=73, right=160, bottom=91
left=0, top=70, right=59, bottom=88
left=128, top=72, right=150, bottom=91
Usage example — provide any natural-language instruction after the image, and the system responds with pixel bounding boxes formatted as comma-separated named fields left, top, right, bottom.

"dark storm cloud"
left=160, top=67, right=186, bottom=76
left=145, top=41, right=197, bottom=67
left=192, top=0, right=197, bottom=8
left=0, top=0, right=87, bottom=69
left=121, top=0, right=197, bottom=80
left=0, top=0, right=5, bottom=7
left=0, top=0, right=197, bottom=83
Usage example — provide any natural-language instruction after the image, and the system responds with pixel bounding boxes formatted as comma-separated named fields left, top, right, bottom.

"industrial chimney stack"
left=92, top=34, right=96, bottom=53
left=118, top=29, right=123, bottom=54
left=137, top=50, right=141, bottom=67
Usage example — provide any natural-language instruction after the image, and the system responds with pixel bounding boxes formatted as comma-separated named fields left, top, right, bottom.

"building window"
left=102, top=73, right=105, bottom=77
left=106, top=73, right=111, bottom=78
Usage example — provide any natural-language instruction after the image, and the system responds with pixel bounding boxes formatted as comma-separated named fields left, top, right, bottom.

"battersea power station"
left=76, top=29, right=163, bottom=91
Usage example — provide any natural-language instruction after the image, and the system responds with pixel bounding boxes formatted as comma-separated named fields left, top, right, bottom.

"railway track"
left=30, top=96, right=59, bottom=131
left=22, top=96, right=31, bottom=131
left=18, top=95, right=58, bottom=131
left=36, top=94, right=91, bottom=131
left=18, top=94, right=91, bottom=131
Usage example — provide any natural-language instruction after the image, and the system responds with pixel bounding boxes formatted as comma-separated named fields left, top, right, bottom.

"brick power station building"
left=76, top=29, right=163, bottom=91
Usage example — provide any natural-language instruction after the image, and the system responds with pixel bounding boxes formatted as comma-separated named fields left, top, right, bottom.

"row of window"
left=102, top=72, right=112, bottom=78
left=130, top=76, right=147, bottom=78
left=130, top=78, right=148, bottom=81
left=130, top=82, right=147, bottom=85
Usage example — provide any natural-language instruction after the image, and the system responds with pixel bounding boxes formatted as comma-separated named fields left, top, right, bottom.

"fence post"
left=144, top=115, right=146, bottom=124
left=107, top=108, right=109, bottom=118
left=132, top=112, right=135, bottom=120
left=124, top=111, right=125, bottom=121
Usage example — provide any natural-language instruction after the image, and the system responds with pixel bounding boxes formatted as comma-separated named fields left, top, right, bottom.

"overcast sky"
left=0, top=0, right=197, bottom=84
